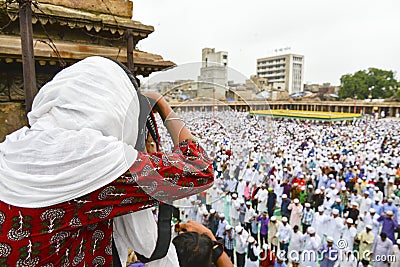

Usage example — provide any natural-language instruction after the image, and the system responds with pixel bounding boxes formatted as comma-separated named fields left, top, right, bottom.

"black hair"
left=172, top=232, right=213, bottom=267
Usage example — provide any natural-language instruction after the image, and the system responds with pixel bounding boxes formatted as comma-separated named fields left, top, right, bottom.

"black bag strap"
left=135, top=203, right=173, bottom=263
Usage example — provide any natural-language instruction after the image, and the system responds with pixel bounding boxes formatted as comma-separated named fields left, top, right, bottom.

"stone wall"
left=37, top=0, right=133, bottom=18
left=0, top=103, right=27, bottom=142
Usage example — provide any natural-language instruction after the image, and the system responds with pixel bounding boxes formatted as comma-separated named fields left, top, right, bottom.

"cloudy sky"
left=134, top=0, right=399, bottom=85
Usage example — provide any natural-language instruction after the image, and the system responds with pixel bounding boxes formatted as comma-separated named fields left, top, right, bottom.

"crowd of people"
left=156, top=111, right=400, bottom=267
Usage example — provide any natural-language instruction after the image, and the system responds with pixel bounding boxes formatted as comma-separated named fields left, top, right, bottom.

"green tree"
left=339, top=68, right=399, bottom=100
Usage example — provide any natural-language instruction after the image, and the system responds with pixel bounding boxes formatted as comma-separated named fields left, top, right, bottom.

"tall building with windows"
left=198, top=48, right=228, bottom=87
left=257, top=54, right=304, bottom=94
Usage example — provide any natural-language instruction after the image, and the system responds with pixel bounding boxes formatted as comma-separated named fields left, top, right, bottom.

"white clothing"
left=359, top=197, right=372, bottom=215
left=289, top=231, right=304, bottom=252
left=313, top=212, right=329, bottom=238
left=0, top=56, right=139, bottom=207
left=276, top=223, right=292, bottom=244
left=255, top=188, right=268, bottom=213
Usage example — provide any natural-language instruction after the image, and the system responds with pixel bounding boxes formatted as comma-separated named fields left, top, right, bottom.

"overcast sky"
left=134, top=0, right=399, bottom=86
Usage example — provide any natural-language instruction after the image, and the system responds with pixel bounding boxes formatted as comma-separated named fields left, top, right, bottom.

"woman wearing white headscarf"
left=0, top=57, right=213, bottom=266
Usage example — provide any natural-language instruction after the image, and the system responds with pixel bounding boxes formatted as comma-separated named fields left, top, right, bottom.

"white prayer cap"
left=335, top=198, right=341, bottom=202
left=374, top=187, right=379, bottom=191
left=388, top=198, right=394, bottom=203
left=248, top=236, right=255, bottom=243
left=235, top=225, right=243, bottom=233
left=391, top=193, right=396, bottom=198
left=341, top=187, right=346, bottom=191
left=246, top=201, right=252, bottom=206
left=330, top=184, right=335, bottom=188
left=301, top=186, right=306, bottom=190
left=232, top=193, right=238, bottom=198
left=364, top=191, right=370, bottom=195
left=239, top=199, right=245, bottom=204
left=293, top=183, right=298, bottom=186
left=346, top=218, right=354, bottom=224
left=307, top=227, right=316, bottom=234
left=225, top=224, right=232, bottom=231
left=328, top=174, right=334, bottom=178
left=305, top=203, right=311, bottom=208
left=320, top=186, right=325, bottom=190
left=374, top=197, right=380, bottom=202
left=270, top=175, right=275, bottom=179
left=203, top=211, right=209, bottom=216
left=219, top=213, right=225, bottom=217
left=318, top=206, right=324, bottom=212
left=357, top=179, right=362, bottom=183
left=294, top=198, right=299, bottom=204
left=300, top=174, right=304, bottom=178
left=282, top=194, right=288, bottom=199
left=397, top=239, right=400, bottom=245
left=210, top=209, right=216, bottom=214
left=308, top=185, right=313, bottom=188
left=369, top=208, right=376, bottom=213
left=332, top=209, right=339, bottom=215
left=387, top=210, right=394, bottom=216
left=366, top=224, right=373, bottom=229
left=271, top=216, right=277, bottom=221
left=315, top=189, right=321, bottom=194
left=282, top=217, right=288, bottom=222
left=326, top=236, right=334, bottom=242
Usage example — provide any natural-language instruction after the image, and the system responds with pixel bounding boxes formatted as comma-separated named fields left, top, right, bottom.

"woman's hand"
left=178, top=220, right=216, bottom=241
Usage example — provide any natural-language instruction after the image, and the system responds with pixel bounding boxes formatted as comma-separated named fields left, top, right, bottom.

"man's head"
left=173, top=232, right=213, bottom=267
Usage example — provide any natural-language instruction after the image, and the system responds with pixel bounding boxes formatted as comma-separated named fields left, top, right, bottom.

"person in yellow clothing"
left=357, top=224, right=375, bottom=261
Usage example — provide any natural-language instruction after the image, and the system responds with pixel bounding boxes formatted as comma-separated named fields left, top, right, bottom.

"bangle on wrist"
left=211, top=241, right=224, bottom=263
left=163, top=117, right=185, bottom=125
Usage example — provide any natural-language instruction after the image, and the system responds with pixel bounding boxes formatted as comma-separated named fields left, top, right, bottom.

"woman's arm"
left=143, top=92, right=193, bottom=145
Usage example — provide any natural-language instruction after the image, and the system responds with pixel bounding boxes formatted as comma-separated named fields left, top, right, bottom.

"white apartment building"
left=257, top=54, right=304, bottom=95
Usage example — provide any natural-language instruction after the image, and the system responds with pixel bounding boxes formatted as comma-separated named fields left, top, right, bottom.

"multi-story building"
left=257, top=54, right=304, bottom=95
left=198, top=48, right=228, bottom=87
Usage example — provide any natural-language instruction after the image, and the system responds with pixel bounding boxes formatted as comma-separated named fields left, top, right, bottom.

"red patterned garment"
left=0, top=139, right=213, bottom=266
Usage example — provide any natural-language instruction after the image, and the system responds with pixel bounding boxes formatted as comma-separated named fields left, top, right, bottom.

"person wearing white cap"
left=215, top=213, right=227, bottom=239
left=230, top=193, right=241, bottom=228
left=301, top=203, right=315, bottom=234
left=255, top=184, right=268, bottom=214
left=359, top=191, right=373, bottom=215
left=364, top=208, right=380, bottom=236
left=382, top=198, right=398, bottom=218
left=234, top=225, right=248, bottom=267
left=340, top=218, right=357, bottom=251
left=267, top=216, right=281, bottom=254
left=223, top=224, right=235, bottom=263
left=312, top=206, right=328, bottom=240
left=378, top=210, right=398, bottom=243
left=325, top=209, right=345, bottom=244
left=357, top=225, right=375, bottom=261
left=276, top=217, right=292, bottom=258
left=370, top=197, right=383, bottom=216
left=301, top=226, right=321, bottom=267
left=245, top=236, right=260, bottom=267
left=244, top=201, right=256, bottom=231
left=319, top=236, right=338, bottom=267
left=237, top=177, right=246, bottom=200
left=288, top=198, right=303, bottom=228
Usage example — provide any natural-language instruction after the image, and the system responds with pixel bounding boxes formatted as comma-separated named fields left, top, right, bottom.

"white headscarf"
left=0, top=56, right=139, bottom=207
